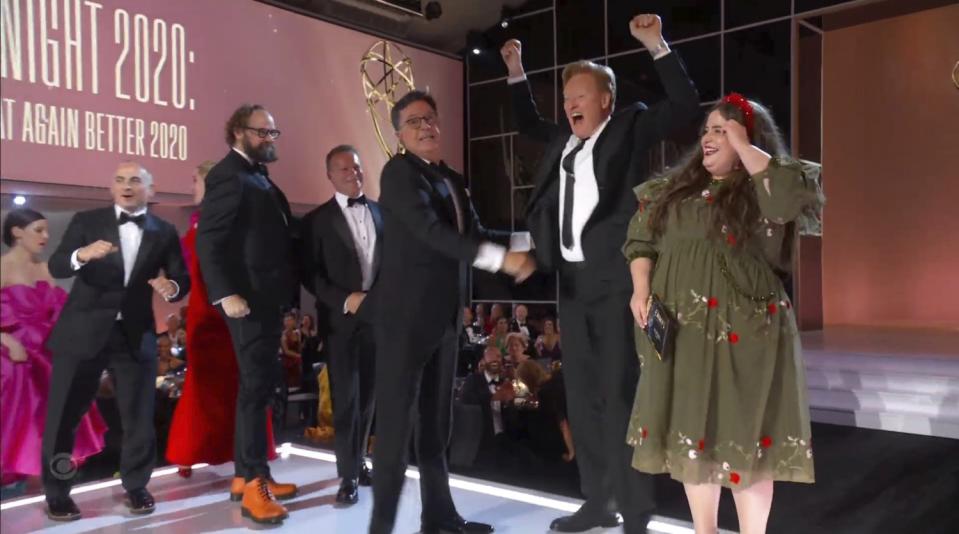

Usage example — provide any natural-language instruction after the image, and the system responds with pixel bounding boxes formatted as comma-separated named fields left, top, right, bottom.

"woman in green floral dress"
left=623, top=94, right=822, bottom=534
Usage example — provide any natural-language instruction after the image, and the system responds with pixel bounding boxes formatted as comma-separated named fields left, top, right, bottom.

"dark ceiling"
left=258, top=0, right=541, bottom=56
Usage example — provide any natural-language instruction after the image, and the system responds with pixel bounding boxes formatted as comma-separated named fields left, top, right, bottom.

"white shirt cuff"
left=509, top=232, right=533, bottom=252
left=652, top=47, right=672, bottom=60
left=507, top=74, right=527, bottom=85
left=70, top=249, right=86, bottom=270
left=213, top=297, right=225, bottom=306
left=472, top=242, right=507, bottom=273
left=343, top=297, right=350, bottom=315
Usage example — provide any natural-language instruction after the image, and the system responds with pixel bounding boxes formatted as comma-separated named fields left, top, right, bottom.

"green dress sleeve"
left=623, top=177, right=669, bottom=263
left=750, top=156, right=825, bottom=224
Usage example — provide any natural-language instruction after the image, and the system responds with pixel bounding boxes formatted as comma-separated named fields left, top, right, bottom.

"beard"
left=243, top=137, right=278, bottom=163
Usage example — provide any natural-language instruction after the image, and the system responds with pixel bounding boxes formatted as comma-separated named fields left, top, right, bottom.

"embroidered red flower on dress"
left=730, top=472, right=741, bottom=484
left=641, top=427, right=648, bottom=439
left=698, top=439, right=705, bottom=451
left=767, top=303, right=778, bottom=315
left=760, top=436, right=772, bottom=448
left=729, top=332, right=740, bottom=344
left=708, top=297, right=719, bottom=309
left=726, top=234, right=737, bottom=246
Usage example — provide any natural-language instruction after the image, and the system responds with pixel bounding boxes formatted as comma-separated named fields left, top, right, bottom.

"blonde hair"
left=516, top=360, right=548, bottom=394
left=562, top=60, right=617, bottom=101
left=506, top=332, right=529, bottom=349
left=196, top=160, right=217, bottom=178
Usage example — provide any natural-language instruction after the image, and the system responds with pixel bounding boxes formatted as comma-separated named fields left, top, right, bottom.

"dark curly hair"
left=224, top=104, right=266, bottom=146
left=2, top=208, right=46, bottom=247
left=646, top=98, right=791, bottom=261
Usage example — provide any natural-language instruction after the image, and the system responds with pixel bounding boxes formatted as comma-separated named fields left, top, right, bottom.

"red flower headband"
left=722, top=92, right=754, bottom=136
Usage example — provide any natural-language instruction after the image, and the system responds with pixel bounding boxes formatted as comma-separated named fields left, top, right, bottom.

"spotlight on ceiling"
left=13, top=195, right=26, bottom=206
left=472, top=48, right=481, bottom=55
left=424, top=1, right=442, bottom=21
left=500, top=18, right=510, bottom=29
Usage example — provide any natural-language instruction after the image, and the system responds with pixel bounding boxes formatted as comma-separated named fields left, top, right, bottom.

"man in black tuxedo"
left=501, top=13, right=700, bottom=534
left=459, top=347, right=520, bottom=463
left=302, top=145, right=381, bottom=505
left=367, top=90, right=535, bottom=534
left=42, top=162, right=190, bottom=521
left=508, top=304, right=538, bottom=340
left=196, top=104, right=298, bottom=525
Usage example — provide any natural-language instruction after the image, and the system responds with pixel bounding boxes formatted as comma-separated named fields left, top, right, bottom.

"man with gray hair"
left=501, top=13, right=700, bottom=534
left=42, top=161, right=190, bottom=521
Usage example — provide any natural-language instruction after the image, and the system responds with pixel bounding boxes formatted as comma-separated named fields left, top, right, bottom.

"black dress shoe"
left=623, top=512, right=652, bottom=534
left=335, top=478, right=358, bottom=505
left=358, top=463, right=373, bottom=487
left=421, top=515, right=494, bottom=534
left=549, top=507, right=620, bottom=532
left=124, top=488, right=156, bottom=515
left=45, top=496, right=81, bottom=521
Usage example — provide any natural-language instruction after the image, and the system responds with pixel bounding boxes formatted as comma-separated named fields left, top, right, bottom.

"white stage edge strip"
left=0, top=464, right=211, bottom=511
left=2, top=443, right=709, bottom=534
left=279, top=442, right=701, bottom=534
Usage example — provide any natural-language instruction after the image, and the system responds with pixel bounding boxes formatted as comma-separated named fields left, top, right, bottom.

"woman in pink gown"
left=1, top=209, right=107, bottom=492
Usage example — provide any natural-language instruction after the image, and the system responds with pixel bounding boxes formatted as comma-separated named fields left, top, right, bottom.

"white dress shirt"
left=335, top=192, right=377, bottom=313
left=505, top=47, right=672, bottom=261
left=71, top=205, right=179, bottom=318
left=557, top=117, right=610, bottom=262
left=485, top=371, right=505, bottom=435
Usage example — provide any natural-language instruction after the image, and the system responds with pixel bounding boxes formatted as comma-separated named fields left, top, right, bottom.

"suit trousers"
left=328, top=319, right=376, bottom=480
left=369, top=322, right=459, bottom=534
left=42, top=322, right=156, bottom=499
left=558, top=261, right=656, bottom=523
left=222, top=306, right=283, bottom=481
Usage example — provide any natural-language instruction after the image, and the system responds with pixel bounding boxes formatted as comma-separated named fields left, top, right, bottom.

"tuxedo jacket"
left=197, top=150, right=295, bottom=314
left=513, top=52, right=700, bottom=290
left=459, top=372, right=517, bottom=448
left=370, top=152, right=509, bottom=342
left=301, top=197, right=383, bottom=336
left=47, top=207, right=190, bottom=360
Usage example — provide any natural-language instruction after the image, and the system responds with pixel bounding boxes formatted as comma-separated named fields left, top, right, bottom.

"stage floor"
left=0, top=444, right=715, bottom=534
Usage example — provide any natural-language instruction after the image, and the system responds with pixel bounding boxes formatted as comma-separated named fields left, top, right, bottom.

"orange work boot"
left=229, top=477, right=245, bottom=502
left=267, top=478, right=298, bottom=501
left=240, top=477, right=288, bottom=524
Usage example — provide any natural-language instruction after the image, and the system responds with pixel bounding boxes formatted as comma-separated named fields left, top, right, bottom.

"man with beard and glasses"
left=196, top=104, right=298, bottom=525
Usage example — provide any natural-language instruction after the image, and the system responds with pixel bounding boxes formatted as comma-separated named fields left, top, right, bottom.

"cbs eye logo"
left=49, top=453, right=80, bottom=481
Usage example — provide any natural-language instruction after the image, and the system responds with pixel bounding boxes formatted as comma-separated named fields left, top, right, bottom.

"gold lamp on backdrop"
left=361, top=41, right=416, bottom=158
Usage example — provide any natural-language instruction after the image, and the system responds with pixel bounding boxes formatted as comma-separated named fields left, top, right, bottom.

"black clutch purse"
left=645, top=294, right=677, bottom=361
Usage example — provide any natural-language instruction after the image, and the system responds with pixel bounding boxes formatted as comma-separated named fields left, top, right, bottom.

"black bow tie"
left=347, top=195, right=368, bottom=207
left=118, top=212, right=146, bottom=227
left=488, top=377, right=501, bottom=386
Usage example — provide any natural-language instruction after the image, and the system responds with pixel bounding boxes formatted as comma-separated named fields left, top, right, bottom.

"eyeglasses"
left=242, top=126, right=282, bottom=139
left=403, top=114, right=439, bottom=130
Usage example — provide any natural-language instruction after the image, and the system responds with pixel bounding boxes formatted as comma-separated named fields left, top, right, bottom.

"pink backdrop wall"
left=1, top=0, right=464, bottom=202
left=821, top=4, right=959, bottom=329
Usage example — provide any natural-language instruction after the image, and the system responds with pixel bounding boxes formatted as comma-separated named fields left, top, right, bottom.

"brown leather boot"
left=240, top=477, right=288, bottom=524
left=231, top=476, right=298, bottom=502
left=266, top=478, right=298, bottom=500
left=229, top=477, right=245, bottom=502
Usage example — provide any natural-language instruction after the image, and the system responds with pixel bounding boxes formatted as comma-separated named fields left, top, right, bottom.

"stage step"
left=802, top=333, right=959, bottom=439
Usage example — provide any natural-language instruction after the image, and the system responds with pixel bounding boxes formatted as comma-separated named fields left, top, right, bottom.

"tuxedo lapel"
left=328, top=203, right=361, bottom=268
left=527, top=138, right=566, bottom=212
left=129, top=214, right=160, bottom=284
left=100, top=209, right=125, bottom=277
left=368, top=201, right=384, bottom=277
left=403, top=153, right=459, bottom=230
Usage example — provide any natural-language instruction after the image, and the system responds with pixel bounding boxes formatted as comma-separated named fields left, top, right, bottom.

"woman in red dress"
left=166, top=161, right=277, bottom=491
